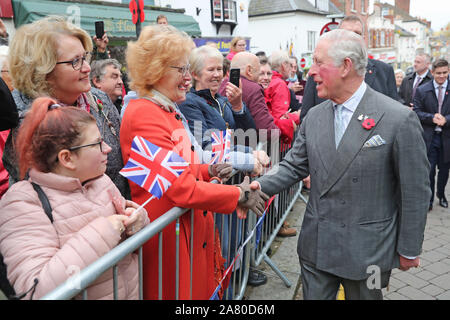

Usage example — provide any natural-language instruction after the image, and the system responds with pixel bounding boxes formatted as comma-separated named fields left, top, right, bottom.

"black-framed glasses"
left=170, top=64, right=190, bottom=76
left=68, top=138, right=104, bottom=152
left=56, top=52, right=92, bottom=71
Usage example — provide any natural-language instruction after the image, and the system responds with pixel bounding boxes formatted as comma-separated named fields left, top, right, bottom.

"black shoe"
left=439, top=197, right=448, bottom=208
left=248, top=270, right=267, bottom=287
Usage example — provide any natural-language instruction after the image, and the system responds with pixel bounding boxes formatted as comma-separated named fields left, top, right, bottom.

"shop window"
left=211, top=0, right=238, bottom=34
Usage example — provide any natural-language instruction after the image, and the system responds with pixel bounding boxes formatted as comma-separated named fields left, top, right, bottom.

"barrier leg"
left=262, top=253, right=292, bottom=288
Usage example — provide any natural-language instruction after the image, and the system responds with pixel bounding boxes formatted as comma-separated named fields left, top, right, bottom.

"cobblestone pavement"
left=384, top=195, right=450, bottom=300
left=246, top=188, right=450, bottom=300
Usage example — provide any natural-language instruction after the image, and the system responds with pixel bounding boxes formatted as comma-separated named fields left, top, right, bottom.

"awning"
left=11, top=0, right=201, bottom=38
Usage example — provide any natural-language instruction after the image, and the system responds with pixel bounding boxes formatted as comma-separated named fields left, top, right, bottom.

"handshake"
left=208, top=162, right=270, bottom=219
left=236, top=176, right=270, bottom=219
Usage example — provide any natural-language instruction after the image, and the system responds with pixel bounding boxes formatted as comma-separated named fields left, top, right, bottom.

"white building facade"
left=247, top=0, right=341, bottom=68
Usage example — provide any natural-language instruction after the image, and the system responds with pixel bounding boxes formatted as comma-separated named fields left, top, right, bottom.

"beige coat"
left=0, top=169, right=141, bottom=299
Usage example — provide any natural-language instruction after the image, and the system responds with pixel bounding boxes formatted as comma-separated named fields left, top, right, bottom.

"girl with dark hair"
left=0, top=97, right=148, bottom=299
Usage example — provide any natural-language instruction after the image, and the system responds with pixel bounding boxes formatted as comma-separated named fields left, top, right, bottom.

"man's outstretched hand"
left=236, top=176, right=270, bottom=219
left=399, top=255, right=420, bottom=271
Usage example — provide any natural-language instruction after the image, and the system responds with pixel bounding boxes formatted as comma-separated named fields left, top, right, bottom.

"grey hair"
left=320, top=29, right=367, bottom=77
left=394, top=69, right=405, bottom=77
left=89, top=58, right=122, bottom=83
left=189, top=45, right=223, bottom=86
left=417, top=52, right=431, bottom=64
left=268, top=50, right=290, bottom=72
left=340, top=15, right=365, bottom=35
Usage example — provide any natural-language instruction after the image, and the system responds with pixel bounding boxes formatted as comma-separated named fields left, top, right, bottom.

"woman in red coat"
left=121, top=25, right=268, bottom=300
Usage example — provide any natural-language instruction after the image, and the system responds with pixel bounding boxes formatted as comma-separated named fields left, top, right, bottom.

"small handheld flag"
left=209, top=129, right=231, bottom=165
left=120, top=136, right=189, bottom=199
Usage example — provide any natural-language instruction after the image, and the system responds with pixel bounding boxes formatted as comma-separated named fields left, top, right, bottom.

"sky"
left=369, top=0, right=449, bottom=31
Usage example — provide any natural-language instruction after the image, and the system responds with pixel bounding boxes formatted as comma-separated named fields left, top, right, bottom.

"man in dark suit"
left=400, top=53, right=433, bottom=108
left=249, top=29, right=430, bottom=300
left=300, top=15, right=398, bottom=121
left=413, top=58, right=450, bottom=210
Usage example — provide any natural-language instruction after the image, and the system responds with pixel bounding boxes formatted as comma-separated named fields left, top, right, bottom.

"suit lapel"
left=320, top=87, right=385, bottom=197
left=315, top=101, right=336, bottom=173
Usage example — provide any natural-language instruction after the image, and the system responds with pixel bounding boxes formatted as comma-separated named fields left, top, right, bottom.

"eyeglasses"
left=170, top=64, right=190, bottom=76
left=69, top=138, right=104, bottom=152
left=56, top=52, right=92, bottom=71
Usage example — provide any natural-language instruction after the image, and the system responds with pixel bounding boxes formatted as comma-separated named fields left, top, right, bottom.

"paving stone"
left=421, top=250, right=447, bottom=263
left=384, top=291, right=409, bottom=300
left=430, top=274, right=450, bottom=290
left=425, top=261, right=450, bottom=275
left=415, top=270, right=438, bottom=281
left=421, top=284, right=444, bottom=297
left=422, top=239, right=444, bottom=251
left=437, top=234, right=450, bottom=242
left=392, top=272, right=428, bottom=289
left=432, top=226, right=450, bottom=235
left=397, top=286, right=435, bottom=300
left=436, top=291, right=450, bottom=300
left=435, top=245, right=450, bottom=256
left=387, top=276, right=407, bottom=290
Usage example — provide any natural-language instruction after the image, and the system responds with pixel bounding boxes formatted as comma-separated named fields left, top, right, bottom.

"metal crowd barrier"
left=41, top=136, right=305, bottom=300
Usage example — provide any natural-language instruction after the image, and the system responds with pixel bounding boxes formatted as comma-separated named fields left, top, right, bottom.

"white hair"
left=189, top=45, right=223, bottom=76
left=320, top=29, right=368, bottom=77
left=268, top=50, right=290, bottom=72
left=395, top=69, right=405, bottom=77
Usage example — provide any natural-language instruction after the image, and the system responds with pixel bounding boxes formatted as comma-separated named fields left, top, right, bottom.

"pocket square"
left=364, top=135, right=386, bottom=148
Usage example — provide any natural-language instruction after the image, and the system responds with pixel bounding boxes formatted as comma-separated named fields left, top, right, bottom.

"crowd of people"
left=0, top=12, right=447, bottom=300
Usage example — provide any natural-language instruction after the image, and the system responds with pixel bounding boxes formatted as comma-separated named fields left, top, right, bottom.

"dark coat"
left=413, top=80, right=450, bottom=163
left=399, top=70, right=433, bottom=107
left=300, top=58, right=399, bottom=121
left=178, top=88, right=255, bottom=149
left=0, top=78, right=18, bottom=131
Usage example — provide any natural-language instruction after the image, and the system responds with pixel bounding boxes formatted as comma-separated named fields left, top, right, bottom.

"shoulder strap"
left=30, top=182, right=53, bottom=223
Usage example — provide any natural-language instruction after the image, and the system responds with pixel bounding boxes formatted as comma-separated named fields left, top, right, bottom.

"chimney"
left=395, top=0, right=410, bottom=14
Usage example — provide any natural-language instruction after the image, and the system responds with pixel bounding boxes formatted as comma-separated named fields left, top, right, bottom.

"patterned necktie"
left=438, top=85, right=444, bottom=114
left=412, top=76, right=422, bottom=100
left=334, top=104, right=345, bottom=148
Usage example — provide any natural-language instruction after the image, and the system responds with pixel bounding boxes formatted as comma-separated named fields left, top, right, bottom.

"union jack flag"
left=120, top=136, right=189, bottom=199
left=209, top=129, right=231, bottom=165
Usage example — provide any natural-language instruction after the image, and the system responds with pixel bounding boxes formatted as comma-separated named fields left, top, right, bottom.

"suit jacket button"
left=203, top=210, right=207, bottom=217
left=341, top=223, right=346, bottom=228
left=352, top=177, right=358, bottom=183
left=203, top=242, right=207, bottom=248
left=191, top=145, right=195, bottom=151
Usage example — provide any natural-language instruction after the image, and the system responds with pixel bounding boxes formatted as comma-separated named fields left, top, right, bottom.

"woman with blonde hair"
left=226, top=36, right=246, bottom=61
left=121, top=24, right=268, bottom=300
left=3, top=16, right=129, bottom=197
left=0, top=97, right=148, bottom=299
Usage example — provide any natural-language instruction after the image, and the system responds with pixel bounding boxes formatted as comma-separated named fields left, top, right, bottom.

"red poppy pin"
left=362, top=118, right=375, bottom=130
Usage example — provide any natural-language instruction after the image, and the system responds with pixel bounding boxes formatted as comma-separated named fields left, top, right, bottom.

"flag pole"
left=130, top=194, right=155, bottom=218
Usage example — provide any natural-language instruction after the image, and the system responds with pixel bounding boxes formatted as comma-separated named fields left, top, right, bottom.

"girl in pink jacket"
left=0, top=97, right=148, bottom=299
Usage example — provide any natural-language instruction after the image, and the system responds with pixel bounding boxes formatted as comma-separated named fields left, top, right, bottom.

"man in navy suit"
left=414, top=58, right=450, bottom=211
left=400, top=53, right=433, bottom=108
left=300, top=15, right=398, bottom=121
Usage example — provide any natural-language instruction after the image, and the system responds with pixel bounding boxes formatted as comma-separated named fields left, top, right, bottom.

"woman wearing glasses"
left=0, top=97, right=148, bottom=299
left=179, top=45, right=266, bottom=175
left=121, top=25, right=268, bottom=300
left=3, top=16, right=129, bottom=198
